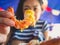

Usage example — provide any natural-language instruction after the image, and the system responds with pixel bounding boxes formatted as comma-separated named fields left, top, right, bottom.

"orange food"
left=7, top=7, right=35, bottom=32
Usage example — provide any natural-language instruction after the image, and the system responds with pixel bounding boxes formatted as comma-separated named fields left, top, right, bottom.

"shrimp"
left=7, top=7, right=35, bottom=32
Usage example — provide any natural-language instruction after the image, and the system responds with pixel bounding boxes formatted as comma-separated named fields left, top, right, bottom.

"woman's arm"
left=43, top=30, right=49, bottom=40
left=43, top=21, right=49, bottom=41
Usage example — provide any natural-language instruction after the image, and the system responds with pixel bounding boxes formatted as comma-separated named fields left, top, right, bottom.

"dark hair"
left=16, top=0, right=43, bottom=20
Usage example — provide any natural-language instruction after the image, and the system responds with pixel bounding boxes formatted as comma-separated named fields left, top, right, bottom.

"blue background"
left=0, top=0, right=60, bottom=23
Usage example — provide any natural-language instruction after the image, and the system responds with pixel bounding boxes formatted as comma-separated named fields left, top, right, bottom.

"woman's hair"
left=16, top=0, right=43, bottom=20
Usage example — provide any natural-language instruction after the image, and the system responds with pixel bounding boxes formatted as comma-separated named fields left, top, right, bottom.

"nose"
left=29, top=7, right=34, bottom=11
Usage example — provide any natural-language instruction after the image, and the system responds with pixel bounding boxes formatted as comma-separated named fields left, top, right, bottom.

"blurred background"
left=0, top=0, right=60, bottom=39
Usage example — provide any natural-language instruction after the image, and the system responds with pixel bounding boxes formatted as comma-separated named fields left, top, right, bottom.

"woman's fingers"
left=0, top=24, right=10, bottom=43
left=0, top=17, right=15, bottom=26
left=0, top=24, right=10, bottom=34
left=0, top=33, right=7, bottom=43
left=0, top=11, right=14, bottom=18
left=7, top=7, right=14, bottom=15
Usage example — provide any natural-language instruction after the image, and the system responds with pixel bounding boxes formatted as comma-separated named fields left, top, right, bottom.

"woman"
left=0, top=0, right=49, bottom=45
left=11, top=0, right=49, bottom=45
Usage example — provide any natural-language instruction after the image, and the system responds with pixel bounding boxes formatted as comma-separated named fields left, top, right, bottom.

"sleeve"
left=33, top=30, right=45, bottom=41
left=33, top=21, right=48, bottom=41
left=42, top=21, right=48, bottom=32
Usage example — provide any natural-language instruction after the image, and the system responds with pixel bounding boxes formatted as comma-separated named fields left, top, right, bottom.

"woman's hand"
left=28, top=39, right=40, bottom=45
left=0, top=10, right=15, bottom=43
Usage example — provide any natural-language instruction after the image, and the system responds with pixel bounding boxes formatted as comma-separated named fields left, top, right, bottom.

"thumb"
left=7, top=7, right=14, bottom=16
